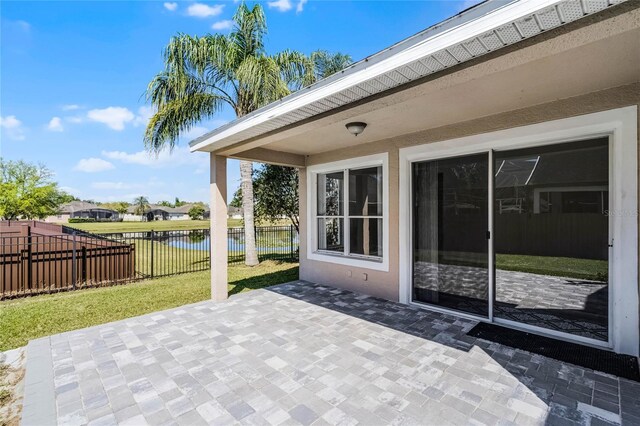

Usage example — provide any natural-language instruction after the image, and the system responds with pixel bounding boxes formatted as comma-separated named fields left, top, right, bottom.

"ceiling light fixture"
left=345, top=122, right=367, bottom=136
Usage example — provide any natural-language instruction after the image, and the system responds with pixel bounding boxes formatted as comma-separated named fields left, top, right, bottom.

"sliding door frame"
left=398, top=106, right=638, bottom=356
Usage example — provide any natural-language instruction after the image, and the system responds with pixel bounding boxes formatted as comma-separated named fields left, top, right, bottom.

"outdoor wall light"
left=345, top=122, right=367, bottom=136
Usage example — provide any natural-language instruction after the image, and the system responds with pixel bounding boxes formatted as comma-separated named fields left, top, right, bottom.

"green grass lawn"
left=65, top=220, right=212, bottom=233
left=496, top=253, right=607, bottom=281
left=416, top=250, right=607, bottom=281
left=0, top=260, right=299, bottom=351
left=132, top=240, right=209, bottom=277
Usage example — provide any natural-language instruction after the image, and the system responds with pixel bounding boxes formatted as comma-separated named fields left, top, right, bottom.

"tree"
left=174, top=197, right=186, bottom=207
left=255, top=165, right=299, bottom=232
left=188, top=205, right=206, bottom=220
left=157, top=200, right=173, bottom=208
left=133, top=196, right=150, bottom=219
left=311, top=50, right=353, bottom=80
left=0, top=159, right=68, bottom=220
left=99, top=201, right=130, bottom=214
left=60, top=193, right=79, bottom=204
left=145, top=4, right=314, bottom=266
left=113, top=201, right=129, bottom=215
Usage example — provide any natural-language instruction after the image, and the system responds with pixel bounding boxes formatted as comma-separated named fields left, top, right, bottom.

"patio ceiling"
left=189, top=0, right=638, bottom=164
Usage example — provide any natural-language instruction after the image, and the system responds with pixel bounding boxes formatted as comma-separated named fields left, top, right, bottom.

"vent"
left=495, top=23, right=523, bottom=44
left=462, top=38, right=488, bottom=57
left=559, top=0, right=585, bottom=22
left=537, top=6, right=563, bottom=29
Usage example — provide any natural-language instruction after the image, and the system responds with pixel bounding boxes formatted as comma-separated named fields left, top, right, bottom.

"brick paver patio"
left=21, top=281, right=640, bottom=425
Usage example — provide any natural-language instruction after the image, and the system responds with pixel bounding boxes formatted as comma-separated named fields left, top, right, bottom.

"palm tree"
left=133, top=196, right=150, bottom=220
left=144, top=4, right=314, bottom=266
left=311, top=50, right=353, bottom=80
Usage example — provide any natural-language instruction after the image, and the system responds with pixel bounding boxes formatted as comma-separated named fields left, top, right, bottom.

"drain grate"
left=467, top=322, right=640, bottom=382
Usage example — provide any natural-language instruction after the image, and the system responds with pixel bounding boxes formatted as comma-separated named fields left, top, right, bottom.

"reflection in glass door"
left=493, top=138, right=610, bottom=341
left=412, top=154, right=489, bottom=317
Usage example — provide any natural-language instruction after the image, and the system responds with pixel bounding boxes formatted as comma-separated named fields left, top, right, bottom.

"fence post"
left=81, top=246, right=87, bottom=284
left=150, top=230, right=155, bottom=278
left=290, top=225, right=294, bottom=260
left=26, top=225, right=33, bottom=291
left=72, top=231, right=77, bottom=290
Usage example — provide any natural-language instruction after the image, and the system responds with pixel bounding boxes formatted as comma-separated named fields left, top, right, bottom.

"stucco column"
left=298, top=167, right=307, bottom=281
left=210, top=153, right=228, bottom=302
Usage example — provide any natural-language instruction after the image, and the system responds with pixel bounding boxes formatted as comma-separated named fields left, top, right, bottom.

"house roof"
left=173, top=203, right=210, bottom=214
left=190, top=0, right=627, bottom=154
left=126, top=204, right=172, bottom=214
left=60, top=201, right=116, bottom=213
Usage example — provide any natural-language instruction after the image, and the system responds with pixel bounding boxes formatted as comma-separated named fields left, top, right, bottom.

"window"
left=314, top=163, right=384, bottom=262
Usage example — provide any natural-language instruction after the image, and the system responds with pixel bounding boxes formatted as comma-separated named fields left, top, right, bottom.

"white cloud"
left=16, top=20, right=30, bottom=31
left=164, top=2, right=178, bottom=11
left=132, top=106, right=156, bottom=127
left=211, top=20, right=233, bottom=31
left=0, top=115, right=23, bottom=129
left=65, top=116, right=84, bottom=124
left=296, top=0, right=307, bottom=13
left=6, top=20, right=31, bottom=33
left=61, top=104, right=81, bottom=111
left=186, top=3, right=224, bottom=18
left=47, top=117, right=64, bottom=132
left=87, top=106, right=135, bottom=130
left=267, top=0, right=293, bottom=12
left=74, top=158, right=115, bottom=173
left=0, top=115, right=26, bottom=140
left=102, top=146, right=208, bottom=169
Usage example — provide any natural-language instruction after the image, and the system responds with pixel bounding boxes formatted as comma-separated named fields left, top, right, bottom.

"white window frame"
left=399, top=106, right=638, bottom=356
left=307, top=153, right=389, bottom=272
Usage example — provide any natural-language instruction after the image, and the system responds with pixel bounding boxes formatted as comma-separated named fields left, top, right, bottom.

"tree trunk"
left=240, top=160, right=259, bottom=266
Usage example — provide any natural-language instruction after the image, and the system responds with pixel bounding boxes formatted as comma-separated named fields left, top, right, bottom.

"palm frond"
left=311, top=50, right=353, bottom=81
left=274, top=50, right=315, bottom=90
left=144, top=93, right=225, bottom=153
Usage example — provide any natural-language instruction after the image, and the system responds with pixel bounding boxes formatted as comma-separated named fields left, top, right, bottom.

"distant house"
left=43, top=201, right=119, bottom=223
left=172, top=203, right=210, bottom=220
left=122, top=204, right=209, bottom=221
left=227, top=206, right=242, bottom=219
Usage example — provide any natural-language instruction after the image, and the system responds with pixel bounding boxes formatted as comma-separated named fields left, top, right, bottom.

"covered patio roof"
left=189, top=0, right=637, bottom=166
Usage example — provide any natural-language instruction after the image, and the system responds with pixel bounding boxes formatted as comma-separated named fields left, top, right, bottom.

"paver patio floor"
left=21, top=281, right=640, bottom=425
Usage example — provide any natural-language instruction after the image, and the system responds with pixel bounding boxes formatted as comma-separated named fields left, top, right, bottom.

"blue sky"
left=1, top=0, right=475, bottom=204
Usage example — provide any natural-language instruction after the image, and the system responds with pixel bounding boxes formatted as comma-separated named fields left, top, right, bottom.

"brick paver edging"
left=21, top=337, right=57, bottom=425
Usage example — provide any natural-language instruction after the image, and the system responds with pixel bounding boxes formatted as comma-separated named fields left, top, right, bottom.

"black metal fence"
left=0, top=225, right=299, bottom=299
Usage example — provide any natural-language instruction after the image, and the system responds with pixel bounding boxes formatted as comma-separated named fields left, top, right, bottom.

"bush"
left=188, top=206, right=206, bottom=220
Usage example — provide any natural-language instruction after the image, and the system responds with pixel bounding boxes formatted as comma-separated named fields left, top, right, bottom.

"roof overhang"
left=190, top=0, right=629, bottom=154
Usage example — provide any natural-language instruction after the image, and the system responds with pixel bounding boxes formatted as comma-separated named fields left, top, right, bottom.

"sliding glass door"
left=412, top=153, right=489, bottom=317
left=411, top=138, right=610, bottom=343
left=493, top=138, right=609, bottom=341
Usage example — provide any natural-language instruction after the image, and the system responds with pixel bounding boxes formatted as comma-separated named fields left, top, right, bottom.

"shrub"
left=68, top=218, right=96, bottom=223
left=188, top=206, right=206, bottom=220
